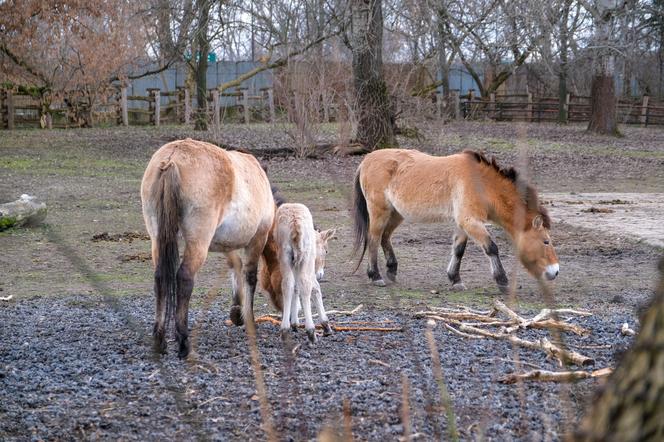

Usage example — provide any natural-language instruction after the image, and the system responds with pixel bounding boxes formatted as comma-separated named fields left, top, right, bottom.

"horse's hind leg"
left=175, top=240, right=209, bottom=359
left=313, top=279, right=333, bottom=336
left=366, top=205, right=392, bottom=286
left=381, top=213, right=403, bottom=282
left=226, top=251, right=244, bottom=326
left=459, top=219, right=509, bottom=293
left=446, top=227, right=468, bottom=291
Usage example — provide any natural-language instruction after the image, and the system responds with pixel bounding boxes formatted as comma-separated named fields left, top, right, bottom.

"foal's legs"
left=446, top=227, right=469, bottom=291
left=313, top=279, right=333, bottom=335
left=458, top=218, right=509, bottom=293
left=279, top=264, right=295, bottom=334
left=381, top=213, right=403, bottom=282
left=297, top=274, right=316, bottom=344
left=226, top=251, right=244, bottom=326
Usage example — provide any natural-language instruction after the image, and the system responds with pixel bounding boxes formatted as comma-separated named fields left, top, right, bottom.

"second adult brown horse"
left=352, top=149, right=559, bottom=291
left=141, top=139, right=275, bottom=358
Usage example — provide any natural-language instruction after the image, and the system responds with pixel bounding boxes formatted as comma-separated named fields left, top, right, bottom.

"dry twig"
left=498, top=367, right=613, bottom=384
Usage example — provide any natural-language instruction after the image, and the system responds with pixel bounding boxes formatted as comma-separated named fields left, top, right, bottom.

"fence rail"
left=458, top=93, right=663, bottom=126
left=1, top=86, right=275, bottom=129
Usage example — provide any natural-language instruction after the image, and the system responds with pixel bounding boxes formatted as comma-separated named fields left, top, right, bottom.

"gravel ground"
left=1, top=294, right=637, bottom=441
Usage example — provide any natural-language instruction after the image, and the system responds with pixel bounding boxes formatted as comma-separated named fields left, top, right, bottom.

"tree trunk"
left=575, top=256, right=664, bottom=441
left=588, top=13, right=618, bottom=135
left=0, top=195, right=47, bottom=230
left=587, top=56, right=618, bottom=135
left=194, top=0, right=211, bottom=131
left=558, top=0, right=571, bottom=123
left=351, top=0, right=396, bottom=151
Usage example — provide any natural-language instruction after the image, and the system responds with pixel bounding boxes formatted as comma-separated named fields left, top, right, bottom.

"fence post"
left=489, top=93, right=496, bottom=121
left=6, top=90, right=14, bottom=130
left=153, top=89, right=160, bottom=127
left=527, top=92, right=533, bottom=122
left=243, top=90, right=250, bottom=124
left=184, top=89, right=191, bottom=125
left=212, top=89, right=220, bottom=130
left=640, top=95, right=649, bottom=127
left=452, top=90, right=460, bottom=120
left=564, top=93, right=570, bottom=123
left=267, top=88, right=275, bottom=124
left=120, top=87, right=128, bottom=127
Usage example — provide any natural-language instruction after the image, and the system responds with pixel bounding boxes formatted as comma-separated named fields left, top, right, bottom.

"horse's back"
left=359, top=149, right=472, bottom=223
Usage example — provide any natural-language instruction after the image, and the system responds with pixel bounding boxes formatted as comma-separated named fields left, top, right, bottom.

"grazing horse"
left=141, top=139, right=274, bottom=358
left=352, top=149, right=559, bottom=291
left=260, top=201, right=336, bottom=343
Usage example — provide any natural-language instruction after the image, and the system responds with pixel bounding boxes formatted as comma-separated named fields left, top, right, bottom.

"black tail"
left=154, top=164, right=181, bottom=330
left=352, top=170, right=369, bottom=273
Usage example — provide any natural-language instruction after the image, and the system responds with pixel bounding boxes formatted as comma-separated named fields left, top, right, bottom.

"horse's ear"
left=320, top=228, right=336, bottom=242
left=532, top=215, right=544, bottom=230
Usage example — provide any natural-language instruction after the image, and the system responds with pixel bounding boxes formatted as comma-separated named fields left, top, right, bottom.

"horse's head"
left=517, top=215, right=559, bottom=281
left=314, top=228, right=336, bottom=281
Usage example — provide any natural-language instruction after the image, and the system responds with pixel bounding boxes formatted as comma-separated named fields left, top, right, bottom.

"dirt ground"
left=1, top=121, right=663, bottom=440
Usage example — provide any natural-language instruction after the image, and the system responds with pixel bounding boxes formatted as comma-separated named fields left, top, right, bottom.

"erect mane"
left=463, top=150, right=551, bottom=229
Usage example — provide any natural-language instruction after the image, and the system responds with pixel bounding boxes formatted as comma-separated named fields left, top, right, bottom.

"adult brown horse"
left=352, top=149, right=559, bottom=291
left=141, top=139, right=274, bottom=358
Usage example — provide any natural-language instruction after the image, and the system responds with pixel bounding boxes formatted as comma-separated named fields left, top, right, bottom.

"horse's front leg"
left=446, top=227, right=468, bottom=291
left=241, top=233, right=268, bottom=328
left=460, top=219, right=509, bottom=293
left=226, top=251, right=244, bottom=326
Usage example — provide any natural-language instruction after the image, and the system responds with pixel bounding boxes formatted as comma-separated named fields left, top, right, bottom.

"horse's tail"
left=352, top=168, right=369, bottom=273
left=153, top=161, right=181, bottom=329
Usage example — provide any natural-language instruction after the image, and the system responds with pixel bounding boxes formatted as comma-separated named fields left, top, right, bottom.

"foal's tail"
left=351, top=169, right=369, bottom=272
left=290, top=223, right=305, bottom=267
left=153, top=162, right=181, bottom=329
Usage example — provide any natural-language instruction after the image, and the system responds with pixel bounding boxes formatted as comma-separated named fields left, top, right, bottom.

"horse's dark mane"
left=463, top=150, right=551, bottom=229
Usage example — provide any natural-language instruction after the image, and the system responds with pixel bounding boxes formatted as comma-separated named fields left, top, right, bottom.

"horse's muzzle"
left=543, top=263, right=560, bottom=281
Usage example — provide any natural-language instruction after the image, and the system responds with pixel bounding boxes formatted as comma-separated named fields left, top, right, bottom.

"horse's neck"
left=485, top=179, right=528, bottom=239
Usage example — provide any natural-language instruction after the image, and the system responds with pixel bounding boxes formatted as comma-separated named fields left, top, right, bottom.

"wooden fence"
left=459, top=92, right=664, bottom=126
left=0, top=86, right=275, bottom=129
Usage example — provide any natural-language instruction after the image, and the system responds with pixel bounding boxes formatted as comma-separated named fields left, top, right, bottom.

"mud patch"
left=92, top=231, right=150, bottom=243
left=544, top=192, right=664, bottom=248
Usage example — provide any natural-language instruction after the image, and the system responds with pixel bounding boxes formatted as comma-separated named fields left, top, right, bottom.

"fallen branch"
left=498, top=367, right=613, bottom=384
left=253, top=315, right=403, bottom=332
left=438, top=318, right=594, bottom=367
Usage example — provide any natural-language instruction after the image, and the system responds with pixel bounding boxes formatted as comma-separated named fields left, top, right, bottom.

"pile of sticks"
left=416, top=300, right=614, bottom=383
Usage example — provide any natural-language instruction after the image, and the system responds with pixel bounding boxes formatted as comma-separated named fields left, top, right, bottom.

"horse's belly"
left=388, top=191, right=453, bottom=223
left=209, top=209, right=258, bottom=252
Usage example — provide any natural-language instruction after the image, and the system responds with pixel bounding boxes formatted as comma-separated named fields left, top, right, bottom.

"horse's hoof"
left=152, top=339, right=167, bottom=355
left=372, top=279, right=386, bottom=287
left=451, top=282, right=467, bottom=292
left=386, top=272, right=397, bottom=282
left=306, top=329, right=317, bottom=345
left=229, top=305, right=244, bottom=326
left=290, top=324, right=299, bottom=332
left=321, top=322, right=334, bottom=336
left=178, top=340, right=191, bottom=360
left=497, top=284, right=510, bottom=295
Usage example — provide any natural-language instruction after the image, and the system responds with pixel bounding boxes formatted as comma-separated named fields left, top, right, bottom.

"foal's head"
left=517, top=213, right=559, bottom=281
left=314, top=228, right=336, bottom=281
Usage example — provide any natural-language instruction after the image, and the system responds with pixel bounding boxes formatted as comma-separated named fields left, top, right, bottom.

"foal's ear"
left=320, top=228, right=337, bottom=242
left=532, top=215, right=544, bottom=230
